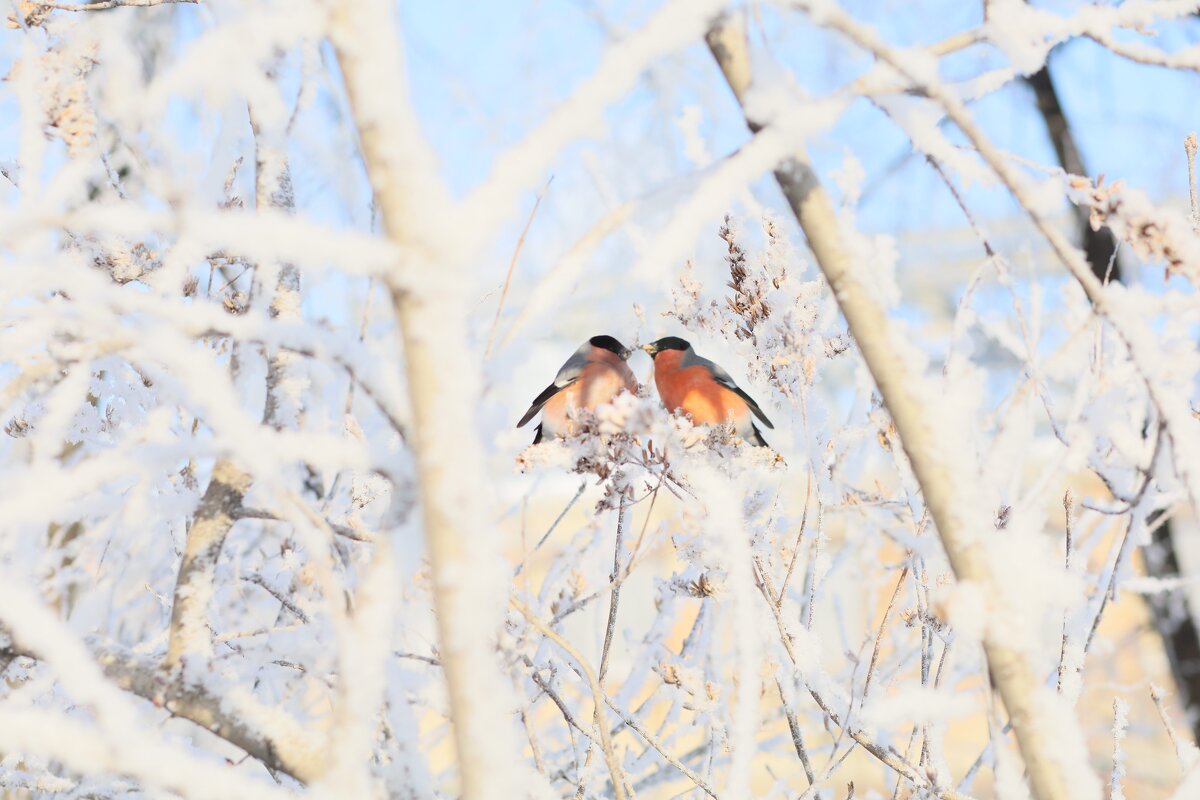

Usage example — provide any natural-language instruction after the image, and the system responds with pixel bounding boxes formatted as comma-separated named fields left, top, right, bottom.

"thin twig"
left=394, top=651, right=440, bottom=667
left=520, top=705, right=546, bottom=776
left=804, top=500, right=823, bottom=629
left=1150, top=683, right=1193, bottom=770
left=924, top=153, right=1068, bottom=444
left=1057, top=489, right=1074, bottom=694
left=237, top=507, right=376, bottom=543
left=775, top=676, right=816, bottom=785
left=36, top=0, right=196, bottom=9
left=602, top=693, right=720, bottom=799
left=1186, top=134, right=1199, bottom=233
left=515, top=480, right=586, bottom=577
left=485, top=177, right=552, bottom=357
left=625, top=473, right=664, bottom=569
left=575, top=492, right=629, bottom=798
left=525, top=659, right=596, bottom=744
left=863, top=565, right=909, bottom=699
left=513, top=601, right=627, bottom=800
left=278, top=345, right=407, bottom=442
left=753, top=556, right=972, bottom=799
left=778, top=471, right=812, bottom=607
left=1085, top=517, right=1135, bottom=655
left=243, top=574, right=310, bottom=624
left=597, top=494, right=627, bottom=687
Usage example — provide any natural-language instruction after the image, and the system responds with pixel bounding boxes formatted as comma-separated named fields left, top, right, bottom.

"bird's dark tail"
left=748, top=424, right=769, bottom=447
left=532, top=423, right=545, bottom=445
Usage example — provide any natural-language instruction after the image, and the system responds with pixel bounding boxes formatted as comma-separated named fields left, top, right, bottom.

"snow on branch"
left=803, top=0, right=1200, bottom=521
left=0, top=579, right=315, bottom=795
left=708, top=11, right=1096, bottom=800
left=34, top=0, right=197, bottom=10
left=326, top=1, right=535, bottom=798
left=165, top=459, right=251, bottom=674
left=463, top=0, right=729, bottom=245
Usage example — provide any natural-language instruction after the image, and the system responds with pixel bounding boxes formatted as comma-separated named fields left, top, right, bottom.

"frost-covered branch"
left=250, top=98, right=303, bottom=431
left=165, top=459, right=251, bottom=673
left=0, top=579, right=319, bottom=793
left=707, top=12, right=1088, bottom=800
left=514, top=601, right=628, bottom=800
left=326, top=2, right=529, bottom=797
left=753, top=557, right=973, bottom=800
left=461, top=0, right=728, bottom=243
left=93, top=642, right=327, bottom=783
left=811, top=0, right=1200, bottom=515
left=31, top=0, right=196, bottom=10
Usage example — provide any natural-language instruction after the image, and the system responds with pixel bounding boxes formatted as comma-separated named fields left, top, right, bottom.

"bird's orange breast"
left=653, top=351, right=749, bottom=426
left=541, top=358, right=637, bottom=437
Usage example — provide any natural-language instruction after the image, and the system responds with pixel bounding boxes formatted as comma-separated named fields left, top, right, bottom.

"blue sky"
left=394, top=1, right=1200, bottom=225
left=381, top=1, right=1200, bottom=372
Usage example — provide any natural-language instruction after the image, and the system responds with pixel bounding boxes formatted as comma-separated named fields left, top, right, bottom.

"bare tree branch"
left=250, top=98, right=303, bottom=432
left=1, top=625, right=324, bottom=785
left=514, top=601, right=628, bottom=800
left=165, top=459, right=251, bottom=673
left=706, top=13, right=1076, bottom=800
left=93, top=642, right=326, bottom=781
left=35, top=0, right=196, bottom=10
left=326, top=2, right=527, bottom=797
left=1025, top=62, right=1120, bottom=283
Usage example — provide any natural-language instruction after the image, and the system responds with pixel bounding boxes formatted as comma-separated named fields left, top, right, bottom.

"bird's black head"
left=641, top=336, right=691, bottom=358
left=589, top=335, right=632, bottom=360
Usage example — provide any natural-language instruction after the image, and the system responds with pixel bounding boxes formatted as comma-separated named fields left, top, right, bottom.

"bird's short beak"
left=640, top=343, right=656, bottom=357
left=621, top=347, right=634, bottom=360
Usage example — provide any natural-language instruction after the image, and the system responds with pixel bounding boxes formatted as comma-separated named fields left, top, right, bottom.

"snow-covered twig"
left=775, top=676, right=817, bottom=785
left=1186, top=134, right=1199, bottom=233
left=485, top=178, right=550, bottom=358
left=754, top=558, right=972, bottom=799
left=708, top=12, right=1082, bottom=799
left=602, top=691, right=720, bottom=799
left=1111, top=698, right=1129, bottom=800
left=597, top=493, right=627, bottom=687
left=513, top=600, right=629, bottom=800
left=1150, top=683, right=1200, bottom=770
left=1084, top=30, right=1200, bottom=73
left=862, top=566, right=908, bottom=699
left=1057, top=490, right=1074, bottom=695
left=33, top=0, right=196, bottom=10
left=92, top=641, right=326, bottom=782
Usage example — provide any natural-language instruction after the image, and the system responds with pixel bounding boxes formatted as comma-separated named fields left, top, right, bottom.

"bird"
left=642, top=336, right=774, bottom=446
left=517, top=335, right=639, bottom=444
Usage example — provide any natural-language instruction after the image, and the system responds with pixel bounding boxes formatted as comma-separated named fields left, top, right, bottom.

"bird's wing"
left=516, top=349, right=588, bottom=428
left=687, top=351, right=774, bottom=429
left=552, top=348, right=589, bottom=387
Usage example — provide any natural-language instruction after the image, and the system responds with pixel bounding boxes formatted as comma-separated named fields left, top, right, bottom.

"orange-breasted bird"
left=642, top=336, right=774, bottom=446
left=517, top=335, right=638, bottom=444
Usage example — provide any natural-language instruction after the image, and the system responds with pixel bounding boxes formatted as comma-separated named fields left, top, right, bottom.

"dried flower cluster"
left=668, top=215, right=848, bottom=402
left=1069, top=175, right=1200, bottom=284
left=5, top=1, right=50, bottom=30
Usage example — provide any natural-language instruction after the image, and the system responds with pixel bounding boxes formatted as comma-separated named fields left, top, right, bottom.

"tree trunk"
left=1027, top=58, right=1200, bottom=746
